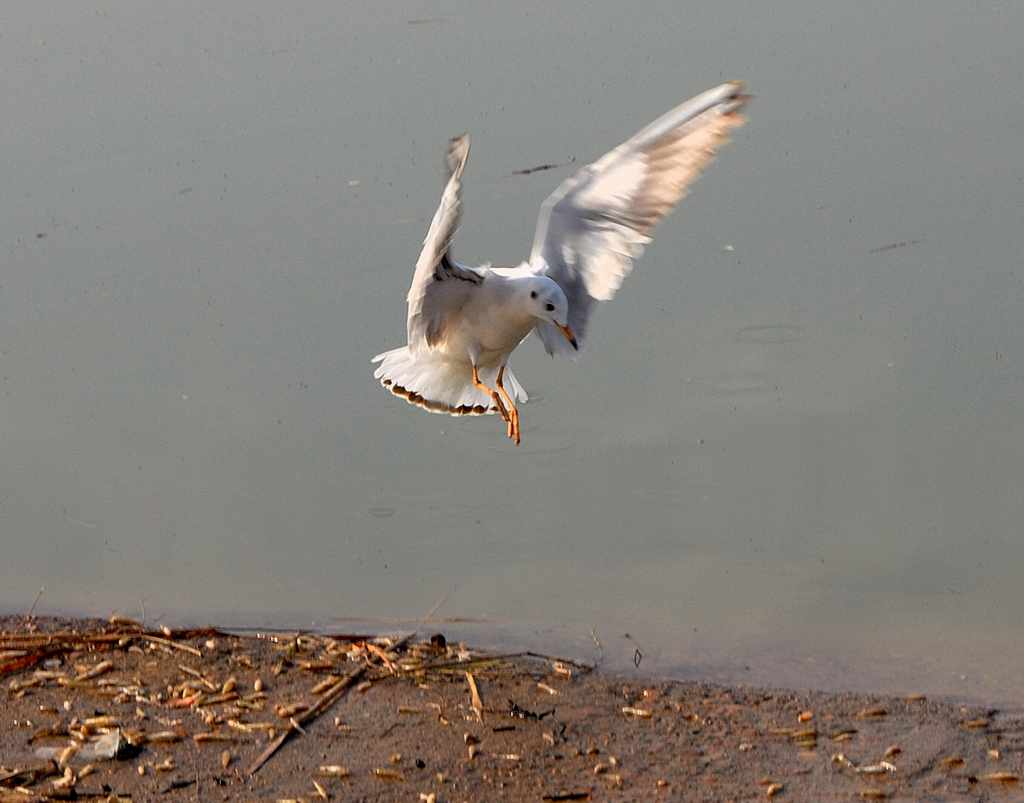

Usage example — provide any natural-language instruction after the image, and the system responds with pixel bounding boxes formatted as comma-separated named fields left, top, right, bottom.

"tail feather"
left=372, top=346, right=528, bottom=416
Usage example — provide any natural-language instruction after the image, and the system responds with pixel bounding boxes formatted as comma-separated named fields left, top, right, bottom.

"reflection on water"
left=2, top=1, right=1023, bottom=704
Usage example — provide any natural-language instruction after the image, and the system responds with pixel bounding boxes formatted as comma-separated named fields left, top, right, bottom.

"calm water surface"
left=3, top=2, right=1023, bottom=702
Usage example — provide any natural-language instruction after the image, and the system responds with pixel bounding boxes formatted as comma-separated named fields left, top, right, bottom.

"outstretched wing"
left=529, top=81, right=750, bottom=356
left=406, top=134, right=486, bottom=353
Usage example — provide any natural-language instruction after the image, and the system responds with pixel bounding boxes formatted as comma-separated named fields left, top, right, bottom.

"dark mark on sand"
left=509, top=699, right=555, bottom=721
left=162, top=778, right=195, bottom=793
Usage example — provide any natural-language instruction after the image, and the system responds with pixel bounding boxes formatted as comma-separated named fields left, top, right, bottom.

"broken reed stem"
left=246, top=665, right=366, bottom=776
left=465, top=671, right=484, bottom=721
left=414, top=651, right=594, bottom=675
left=25, top=586, right=46, bottom=619
left=1, top=627, right=226, bottom=679
left=365, top=642, right=397, bottom=673
left=141, top=635, right=202, bottom=657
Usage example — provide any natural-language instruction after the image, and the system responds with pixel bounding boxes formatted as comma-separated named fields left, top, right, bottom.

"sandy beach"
left=2, top=616, right=1021, bottom=802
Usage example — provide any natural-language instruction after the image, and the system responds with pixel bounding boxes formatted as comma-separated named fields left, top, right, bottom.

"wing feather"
left=530, top=81, right=750, bottom=356
left=406, top=135, right=484, bottom=352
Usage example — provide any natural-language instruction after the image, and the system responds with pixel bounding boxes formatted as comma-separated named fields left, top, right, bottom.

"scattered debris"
left=856, top=761, right=897, bottom=775
left=465, top=671, right=483, bottom=722
left=246, top=665, right=366, bottom=775
left=3, top=616, right=1021, bottom=801
left=980, top=772, right=1020, bottom=783
left=868, top=239, right=921, bottom=255
left=35, top=728, right=142, bottom=764
left=508, top=157, right=575, bottom=177
left=508, top=699, right=554, bottom=720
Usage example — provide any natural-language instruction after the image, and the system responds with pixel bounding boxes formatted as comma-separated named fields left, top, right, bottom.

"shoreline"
left=5, top=605, right=1014, bottom=709
left=2, top=616, right=1020, bottom=801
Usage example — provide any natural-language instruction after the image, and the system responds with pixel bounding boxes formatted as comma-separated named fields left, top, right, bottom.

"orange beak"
left=557, top=323, right=578, bottom=351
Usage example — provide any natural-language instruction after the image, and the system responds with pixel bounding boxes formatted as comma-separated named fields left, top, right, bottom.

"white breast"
left=439, top=276, right=534, bottom=365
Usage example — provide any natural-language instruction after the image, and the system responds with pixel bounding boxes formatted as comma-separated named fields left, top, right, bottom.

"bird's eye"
left=530, top=291, right=537, bottom=299
left=545, top=303, right=555, bottom=312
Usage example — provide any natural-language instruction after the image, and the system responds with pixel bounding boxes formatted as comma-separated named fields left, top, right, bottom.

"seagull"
left=373, top=81, right=749, bottom=445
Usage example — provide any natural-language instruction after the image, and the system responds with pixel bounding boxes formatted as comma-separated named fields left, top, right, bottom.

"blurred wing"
left=406, top=134, right=485, bottom=352
left=529, top=81, right=749, bottom=356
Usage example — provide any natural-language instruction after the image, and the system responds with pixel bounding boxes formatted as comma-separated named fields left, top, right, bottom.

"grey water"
left=2, top=2, right=1023, bottom=703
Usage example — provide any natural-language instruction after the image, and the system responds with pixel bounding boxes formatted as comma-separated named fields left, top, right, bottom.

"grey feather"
left=529, top=81, right=750, bottom=356
left=406, top=134, right=486, bottom=352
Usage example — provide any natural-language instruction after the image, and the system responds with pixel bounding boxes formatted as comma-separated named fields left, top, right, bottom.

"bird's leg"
left=496, top=365, right=521, bottom=446
left=495, top=366, right=516, bottom=442
left=471, top=365, right=510, bottom=428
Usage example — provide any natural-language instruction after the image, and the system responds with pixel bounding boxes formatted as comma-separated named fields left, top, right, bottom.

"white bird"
left=373, top=81, right=750, bottom=445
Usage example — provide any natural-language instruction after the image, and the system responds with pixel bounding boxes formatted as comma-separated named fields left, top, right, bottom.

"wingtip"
left=721, top=81, right=752, bottom=116
left=725, top=80, right=752, bottom=101
left=446, top=134, right=471, bottom=176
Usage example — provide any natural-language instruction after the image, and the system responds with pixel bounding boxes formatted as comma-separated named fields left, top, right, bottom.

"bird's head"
left=524, top=277, right=576, bottom=350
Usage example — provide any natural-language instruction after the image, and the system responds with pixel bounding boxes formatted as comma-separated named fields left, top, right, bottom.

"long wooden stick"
left=246, top=665, right=365, bottom=776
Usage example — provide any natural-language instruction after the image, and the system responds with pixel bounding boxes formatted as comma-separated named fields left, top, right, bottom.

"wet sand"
left=2, top=616, right=1021, bottom=802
